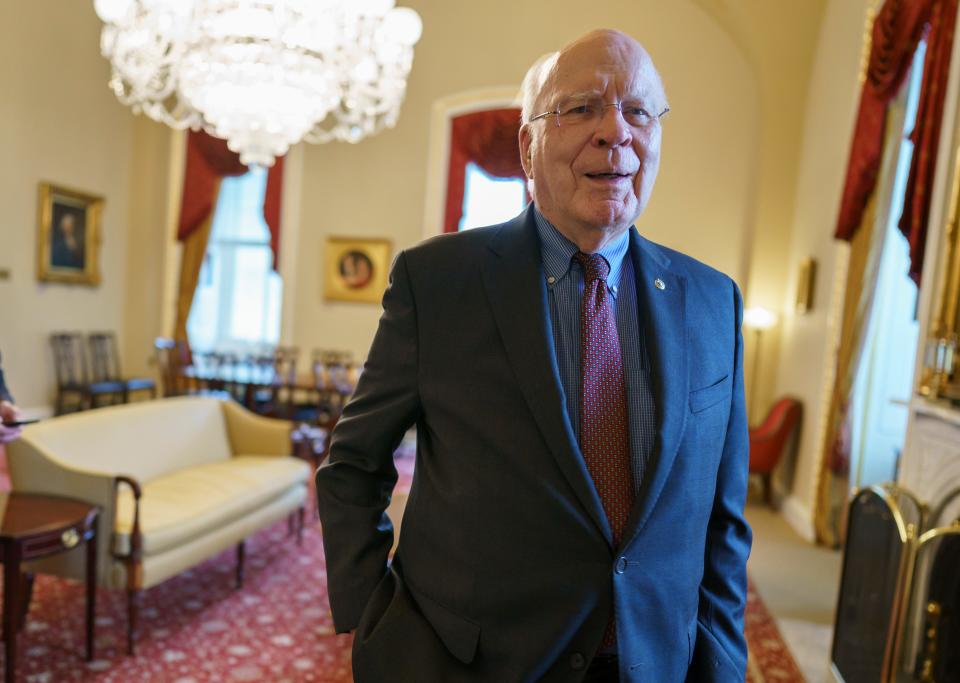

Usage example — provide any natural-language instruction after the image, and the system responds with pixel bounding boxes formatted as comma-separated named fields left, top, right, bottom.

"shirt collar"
left=534, top=206, right=629, bottom=299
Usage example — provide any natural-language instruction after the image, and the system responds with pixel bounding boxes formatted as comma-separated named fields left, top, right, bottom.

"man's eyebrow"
left=555, top=88, right=663, bottom=104
left=562, top=89, right=603, bottom=99
left=546, top=89, right=601, bottom=105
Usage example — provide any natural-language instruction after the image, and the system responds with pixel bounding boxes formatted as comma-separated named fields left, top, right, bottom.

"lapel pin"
left=654, top=278, right=666, bottom=290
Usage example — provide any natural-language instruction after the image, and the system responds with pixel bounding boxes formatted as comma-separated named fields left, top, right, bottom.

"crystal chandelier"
left=94, top=0, right=423, bottom=166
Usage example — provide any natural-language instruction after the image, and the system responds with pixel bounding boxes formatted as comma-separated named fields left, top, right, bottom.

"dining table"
left=180, top=359, right=357, bottom=416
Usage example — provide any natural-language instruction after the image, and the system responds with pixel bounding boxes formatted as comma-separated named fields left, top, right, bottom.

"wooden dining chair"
left=205, top=352, right=243, bottom=402
left=272, top=346, right=300, bottom=417
left=153, top=337, right=190, bottom=397
left=313, top=349, right=354, bottom=367
left=51, top=332, right=125, bottom=414
left=89, top=332, right=157, bottom=402
left=308, top=349, right=358, bottom=425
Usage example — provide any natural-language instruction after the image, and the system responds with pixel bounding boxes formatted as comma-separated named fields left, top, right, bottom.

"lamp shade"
left=744, top=306, right=778, bottom=330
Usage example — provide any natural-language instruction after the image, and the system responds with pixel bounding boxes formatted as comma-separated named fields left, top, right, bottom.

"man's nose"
left=593, top=105, right=632, bottom=147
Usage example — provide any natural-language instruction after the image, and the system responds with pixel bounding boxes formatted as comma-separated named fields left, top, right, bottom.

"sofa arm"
left=221, top=400, right=293, bottom=457
left=7, top=436, right=120, bottom=585
left=7, top=436, right=116, bottom=513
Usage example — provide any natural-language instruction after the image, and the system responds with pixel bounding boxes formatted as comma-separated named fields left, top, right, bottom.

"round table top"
left=0, top=493, right=97, bottom=540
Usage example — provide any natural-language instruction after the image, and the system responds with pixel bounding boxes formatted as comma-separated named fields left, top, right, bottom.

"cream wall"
left=0, top=0, right=841, bottom=515
left=0, top=1, right=136, bottom=411
left=691, top=1, right=827, bottom=426
left=290, top=0, right=760, bottom=360
left=123, top=117, right=175, bottom=380
left=772, top=0, right=874, bottom=538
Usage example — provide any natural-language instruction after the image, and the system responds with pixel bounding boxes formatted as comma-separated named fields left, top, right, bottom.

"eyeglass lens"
left=555, top=98, right=659, bottom=127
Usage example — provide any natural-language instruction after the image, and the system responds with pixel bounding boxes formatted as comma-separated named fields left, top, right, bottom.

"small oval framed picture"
left=324, top=237, right=391, bottom=303
left=37, top=182, right=103, bottom=286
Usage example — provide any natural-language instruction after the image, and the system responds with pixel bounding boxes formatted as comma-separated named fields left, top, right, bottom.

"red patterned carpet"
left=0, top=447, right=802, bottom=682
left=745, top=580, right=806, bottom=682
left=16, top=522, right=353, bottom=682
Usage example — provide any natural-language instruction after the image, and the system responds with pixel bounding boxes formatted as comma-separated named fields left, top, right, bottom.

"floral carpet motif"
left=745, top=579, right=806, bottom=682
left=0, top=446, right=800, bottom=682
left=15, top=526, right=352, bottom=682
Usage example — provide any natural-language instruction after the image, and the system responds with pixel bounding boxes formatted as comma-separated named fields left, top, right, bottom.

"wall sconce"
left=795, top=257, right=817, bottom=313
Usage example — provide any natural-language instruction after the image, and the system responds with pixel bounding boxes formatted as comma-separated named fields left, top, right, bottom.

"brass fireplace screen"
left=831, top=484, right=960, bottom=682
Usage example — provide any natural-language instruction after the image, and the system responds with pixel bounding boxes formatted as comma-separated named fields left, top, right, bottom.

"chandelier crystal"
left=94, top=0, right=423, bottom=166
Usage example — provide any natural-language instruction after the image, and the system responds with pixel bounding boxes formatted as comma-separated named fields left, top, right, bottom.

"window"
left=848, top=42, right=925, bottom=488
left=442, top=107, right=527, bottom=233
left=187, top=166, right=282, bottom=353
left=458, top=162, right=526, bottom=231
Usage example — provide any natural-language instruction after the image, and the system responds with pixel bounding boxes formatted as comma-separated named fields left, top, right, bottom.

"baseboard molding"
left=781, top=493, right=816, bottom=543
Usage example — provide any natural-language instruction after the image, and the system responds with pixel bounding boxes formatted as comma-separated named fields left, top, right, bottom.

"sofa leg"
left=296, top=506, right=305, bottom=546
left=126, top=588, right=139, bottom=656
left=236, top=541, right=245, bottom=589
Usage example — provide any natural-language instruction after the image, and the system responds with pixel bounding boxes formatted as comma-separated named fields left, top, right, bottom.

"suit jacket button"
left=570, top=652, right=586, bottom=670
left=615, top=556, right=627, bottom=574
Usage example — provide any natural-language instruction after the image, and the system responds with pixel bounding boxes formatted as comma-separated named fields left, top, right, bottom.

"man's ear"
left=519, top=125, right=534, bottom=179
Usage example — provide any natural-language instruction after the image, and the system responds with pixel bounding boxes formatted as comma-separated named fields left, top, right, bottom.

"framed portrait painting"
left=37, top=182, right=103, bottom=285
left=324, top=237, right=391, bottom=303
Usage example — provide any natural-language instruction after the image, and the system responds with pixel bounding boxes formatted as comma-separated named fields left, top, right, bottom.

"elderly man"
left=0, top=352, right=23, bottom=444
left=317, top=28, right=751, bottom=682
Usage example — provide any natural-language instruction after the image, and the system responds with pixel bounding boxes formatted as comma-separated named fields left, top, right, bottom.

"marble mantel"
left=900, top=398, right=960, bottom=523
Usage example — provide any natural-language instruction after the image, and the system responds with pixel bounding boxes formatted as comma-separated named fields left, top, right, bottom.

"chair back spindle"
left=88, top=332, right=122, bottom=382
left=51, top=332, right=89, bottom=388
left=154, top=338, right=186, bottom=397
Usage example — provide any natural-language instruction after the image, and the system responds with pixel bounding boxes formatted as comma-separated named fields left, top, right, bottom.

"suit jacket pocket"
left=355, top=567, right=402, bottom=646
left=687, top=619, right=697, bottom=667
left=355, top=568, right=481, bottom=666
left=688, top=375, right=731, bottom=414
left=686, top=619, right=742, bottom=682
left=409, top=582, right=481, bottom=665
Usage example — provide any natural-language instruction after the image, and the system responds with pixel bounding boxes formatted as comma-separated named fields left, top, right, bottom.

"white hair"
left=518, top=51, right=559, bottom=124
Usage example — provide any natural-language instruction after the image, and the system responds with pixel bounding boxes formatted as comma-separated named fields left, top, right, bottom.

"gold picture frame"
left=37, top=182, right=103, bottom=286
left=323, top=237, right=391, bottom=303
left=796, top=257, right=817, bottom=314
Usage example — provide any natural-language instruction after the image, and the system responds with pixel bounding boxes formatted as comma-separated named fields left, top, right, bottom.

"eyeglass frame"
left=527, top=97, right=670, bottom=128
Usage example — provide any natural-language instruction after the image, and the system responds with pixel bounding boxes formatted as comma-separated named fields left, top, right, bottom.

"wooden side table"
left=0, top=493, right=98, bottom=683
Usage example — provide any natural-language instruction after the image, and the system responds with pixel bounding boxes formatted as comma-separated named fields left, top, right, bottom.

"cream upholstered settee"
left=7, top=396, right=310, bottom=653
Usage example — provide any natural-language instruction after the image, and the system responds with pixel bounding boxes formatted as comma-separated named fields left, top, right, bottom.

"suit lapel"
left=481, top=209, right=612, bottom=545
left=622, top=230, right=689, bottom=547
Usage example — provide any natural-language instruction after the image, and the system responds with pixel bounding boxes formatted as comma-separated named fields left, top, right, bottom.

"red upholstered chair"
left=749, top=397, right=802, bottom=507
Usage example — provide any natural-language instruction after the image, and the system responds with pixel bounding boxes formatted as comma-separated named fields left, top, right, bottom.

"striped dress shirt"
left=534, top=208, right=657, bottom=498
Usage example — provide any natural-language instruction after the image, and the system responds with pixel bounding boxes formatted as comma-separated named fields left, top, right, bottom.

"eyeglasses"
left=528, top=97, right=670, bottom=129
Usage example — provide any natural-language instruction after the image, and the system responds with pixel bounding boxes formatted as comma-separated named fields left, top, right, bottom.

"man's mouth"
left=585, top=172, right=631, bottom=179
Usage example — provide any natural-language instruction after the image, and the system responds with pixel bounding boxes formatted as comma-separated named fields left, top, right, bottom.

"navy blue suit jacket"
left=316, top=207, right=752, bottom=682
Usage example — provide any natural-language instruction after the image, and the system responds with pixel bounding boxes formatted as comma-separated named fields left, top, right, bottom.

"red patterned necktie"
left=574, top=251, right=635, bottom=649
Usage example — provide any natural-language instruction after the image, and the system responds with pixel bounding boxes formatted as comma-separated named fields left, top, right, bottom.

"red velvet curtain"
left=899, top=0, right=959, bottom=283
left=444, top=108, right=526, bottom=233
left=177, top=130, right=286, bottom=269
left=262, top=156, right=284, bottom=270
left=835, top=0, right=959, bottom=284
